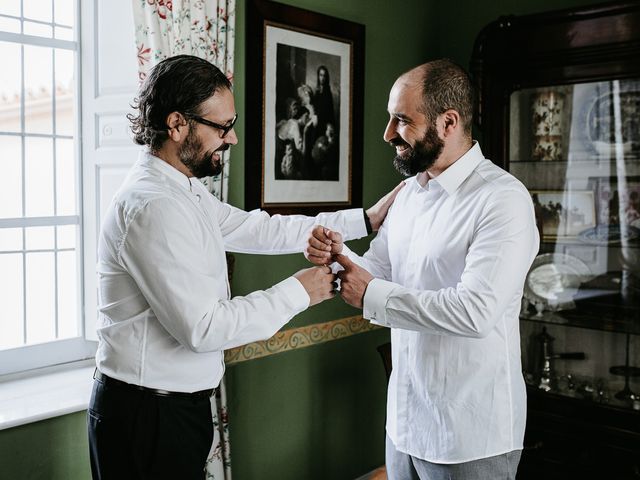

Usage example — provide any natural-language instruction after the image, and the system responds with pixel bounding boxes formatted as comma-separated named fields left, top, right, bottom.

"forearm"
left=223, top=207, right=367, bottom=254
left=141, top=274, right=310, bottom=353
left=363, top=279, right=515, bottom=337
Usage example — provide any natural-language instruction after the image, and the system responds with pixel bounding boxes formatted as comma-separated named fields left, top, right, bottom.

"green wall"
left=226, top=0, right=433, bottom=477
left=0, top=0, right=608, bottom=479
left=0, top=412, right=90, bottom=480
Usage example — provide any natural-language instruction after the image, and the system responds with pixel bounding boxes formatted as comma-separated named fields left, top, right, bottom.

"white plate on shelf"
left=524, top=253, right=593, bottom=309
left=578, top=225, right=640, bottom=245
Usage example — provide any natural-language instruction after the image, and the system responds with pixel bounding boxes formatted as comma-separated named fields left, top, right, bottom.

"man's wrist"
left=363, top=211, right=373, bottom=234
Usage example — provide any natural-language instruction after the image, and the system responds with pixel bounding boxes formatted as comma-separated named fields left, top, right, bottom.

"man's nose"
left=383, top=119, right=396, bottom=143
left=225, top=127, right=239, bottom=145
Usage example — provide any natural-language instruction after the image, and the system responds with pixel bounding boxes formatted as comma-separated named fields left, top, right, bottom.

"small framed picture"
left=245, top=0, right=365, bottom=215
left=530, top=190, right=596, bottom=238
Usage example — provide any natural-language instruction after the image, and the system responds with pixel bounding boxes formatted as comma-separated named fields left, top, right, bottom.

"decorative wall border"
left=224, top=315, right=381, bottom=365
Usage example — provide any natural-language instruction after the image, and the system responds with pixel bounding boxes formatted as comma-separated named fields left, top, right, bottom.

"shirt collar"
left=139, top=148, right=197, bottom=191
left=430, top=141, right=484, bottom=196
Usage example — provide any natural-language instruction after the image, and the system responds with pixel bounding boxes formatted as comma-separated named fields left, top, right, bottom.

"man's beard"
left=178, top=128, right=229, bottom=177
left=392, top=124, right=443, bottom=176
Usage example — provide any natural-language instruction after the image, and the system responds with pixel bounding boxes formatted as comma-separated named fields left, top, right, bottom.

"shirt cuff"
left=279, top=276, right=311, bottom=312
left=342, top=208, right=369, bottom=240
left=363, top=278, right=398, bottom=326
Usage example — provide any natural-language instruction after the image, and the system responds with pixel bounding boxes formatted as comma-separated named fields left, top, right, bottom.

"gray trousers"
left=386, top=435, right=521, bottom=480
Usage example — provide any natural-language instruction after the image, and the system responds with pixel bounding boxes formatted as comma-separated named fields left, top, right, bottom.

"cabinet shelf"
left=520, top=308, right=640, bottom=336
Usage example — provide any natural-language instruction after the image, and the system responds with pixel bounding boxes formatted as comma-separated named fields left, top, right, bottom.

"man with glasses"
left=89, top=55, right=401, bottom=479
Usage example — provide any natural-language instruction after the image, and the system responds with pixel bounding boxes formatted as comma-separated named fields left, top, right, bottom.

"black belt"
left=93, top=369, right=214, bottom=399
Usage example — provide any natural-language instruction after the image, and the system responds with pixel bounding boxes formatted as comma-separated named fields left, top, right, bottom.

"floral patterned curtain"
left=133, top=0, right=235, bottom=203
left=132, top=2, right=235, bottom=479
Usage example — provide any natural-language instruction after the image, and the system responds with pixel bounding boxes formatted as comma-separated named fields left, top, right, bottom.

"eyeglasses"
left=185, top=113, right=238, bottom=138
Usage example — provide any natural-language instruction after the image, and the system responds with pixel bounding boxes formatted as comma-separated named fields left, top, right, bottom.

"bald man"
left=308, top=59, right=539, bottom=479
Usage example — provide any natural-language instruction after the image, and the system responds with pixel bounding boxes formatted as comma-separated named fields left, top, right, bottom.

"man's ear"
left=166, top=112, right=187, bottom=141
left=440, top=109, right=460, bottom=136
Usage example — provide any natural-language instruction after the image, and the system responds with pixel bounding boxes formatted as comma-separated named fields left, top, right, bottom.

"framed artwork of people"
left=245, top=0, right=364, bottom=214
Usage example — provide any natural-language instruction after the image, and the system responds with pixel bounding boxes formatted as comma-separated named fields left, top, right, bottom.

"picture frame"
left=530, top=190, right=596, bottom=239
left=588, top=176, right=640, bottom=228
left=245, top=0, right=365, bottom=215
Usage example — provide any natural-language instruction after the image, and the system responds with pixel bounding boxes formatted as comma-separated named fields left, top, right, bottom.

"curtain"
left=132, top=2, right=235, bottom=478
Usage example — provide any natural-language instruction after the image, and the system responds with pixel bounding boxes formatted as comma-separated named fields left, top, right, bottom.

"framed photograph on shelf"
left=531, top=190, right=596, bottom=239
left=245, top=0, right=365, bottom=215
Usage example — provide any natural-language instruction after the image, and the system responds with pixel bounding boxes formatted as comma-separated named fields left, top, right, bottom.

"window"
left=0, top=0, right=95, bottom=375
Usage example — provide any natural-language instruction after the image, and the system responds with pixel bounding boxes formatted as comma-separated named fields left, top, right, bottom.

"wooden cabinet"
left=471, top=2, right=640, bottom=478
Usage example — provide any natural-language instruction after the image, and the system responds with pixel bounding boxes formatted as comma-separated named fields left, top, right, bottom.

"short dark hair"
left=418, top=59, right=473, bottom=137
left=128, top=55, right=232, bottom=151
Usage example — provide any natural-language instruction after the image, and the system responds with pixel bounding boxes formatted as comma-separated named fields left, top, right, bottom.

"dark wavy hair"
left=127, top=55, right=232, bottom=151
left=418, top=59, right=474, bottom=138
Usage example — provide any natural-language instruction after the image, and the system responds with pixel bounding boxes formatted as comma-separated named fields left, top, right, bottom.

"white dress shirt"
left=345, top=143, right=539, bottom=463
left=96, top=150, right=367, bottom=393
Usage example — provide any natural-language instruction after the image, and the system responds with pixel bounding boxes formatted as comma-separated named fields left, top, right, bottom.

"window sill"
left=0, top=362, right=95, bottom=430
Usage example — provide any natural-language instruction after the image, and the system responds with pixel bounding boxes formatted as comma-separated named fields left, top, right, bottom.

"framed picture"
left=245, top=0, right=365, bottom=215
left=530, top=190, right=596, bottom=238
left=588, top=177, right=640, bottom=228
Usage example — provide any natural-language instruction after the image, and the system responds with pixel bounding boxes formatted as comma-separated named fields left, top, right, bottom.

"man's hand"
left=366, top=181, right=405, bottom=231
left=305, top=226, right=343, bottom=266
left=293, top=265, right=337, bottom=307
left=334, top=254, right=374, bottom=309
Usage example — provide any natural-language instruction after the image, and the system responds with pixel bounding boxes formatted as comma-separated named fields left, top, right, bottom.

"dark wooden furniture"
left=471, top=2, right=640, bottom=479
left=524, top=386, right=640, bottom=479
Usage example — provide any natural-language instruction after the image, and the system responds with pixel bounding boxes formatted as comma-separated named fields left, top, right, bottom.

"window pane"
left=0, top=41, right=22, bottom=133
left=0, top=228, right=22, bottom=250
left=24, top=20, right=53, bottom=38
left=25, top=251, right=56, bottom=344
left=57, top=249, right=78, bottom=338
left=54, top=48, right=74, bottom=136
left=54, top=0, right=74, bottom=28
left=25, top=136, right=54, bottom=217
left=55, top=138, right=75, bottom=214
left=0, top=253, right=24, bottom=350
left=25, top=226, right=54, bottom=250
left=0, top=135, right=23, bottom=218
left=24, top=0, right=53, bottom=24
left=0, top=1, right=20, bottom=17
left=0, top=15, right=20, bottom=33
left=56, top=225, right=76, bottom=249
left=24, top=45, right=53, bottom=134
left=54, top=25, right=72, bottom=41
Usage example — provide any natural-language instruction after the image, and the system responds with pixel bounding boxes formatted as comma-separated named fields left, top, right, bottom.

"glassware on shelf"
left=609, top=332, right=640, bottom=402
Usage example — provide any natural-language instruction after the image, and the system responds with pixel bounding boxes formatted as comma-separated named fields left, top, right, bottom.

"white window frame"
left=0, top=1, right=97, bottom=377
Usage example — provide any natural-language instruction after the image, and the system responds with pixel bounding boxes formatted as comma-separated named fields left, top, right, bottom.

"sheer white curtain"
left=132, top=1, right=235, bottom=478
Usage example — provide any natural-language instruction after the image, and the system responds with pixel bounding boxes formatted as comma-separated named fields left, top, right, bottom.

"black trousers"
left=87, top=377, right=214, bottom=480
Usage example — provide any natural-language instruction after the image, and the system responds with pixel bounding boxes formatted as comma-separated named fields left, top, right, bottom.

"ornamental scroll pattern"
left=224, top=315, right=380, bottom=364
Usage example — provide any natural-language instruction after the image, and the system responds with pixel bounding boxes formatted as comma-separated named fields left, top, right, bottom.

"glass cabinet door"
left=509, top=80, right=640, bottom=409
left=510, top=79, right=640, bottom=322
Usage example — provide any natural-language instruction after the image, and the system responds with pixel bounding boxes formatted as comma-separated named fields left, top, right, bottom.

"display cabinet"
left=471, top=2, right=640, bottom=478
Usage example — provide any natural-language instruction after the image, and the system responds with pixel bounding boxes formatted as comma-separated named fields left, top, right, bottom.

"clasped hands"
left=304, top=226, right=373, bottom=309
left=296, top=181, right=402, bottom=308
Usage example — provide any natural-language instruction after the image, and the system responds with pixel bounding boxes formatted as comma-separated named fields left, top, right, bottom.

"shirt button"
left=195, top=194, right=201, bottom=202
